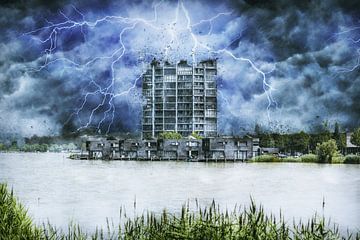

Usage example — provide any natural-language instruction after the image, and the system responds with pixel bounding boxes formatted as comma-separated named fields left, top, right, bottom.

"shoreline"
left=1, top=183, right=358, bottom=239
left=1, top=151, right=359, bottom=164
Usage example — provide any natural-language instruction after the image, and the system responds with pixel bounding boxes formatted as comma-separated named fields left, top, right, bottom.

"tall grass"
left=0, top=183, right=42, bottom=239
left=1, top=183, right=359, bottom=239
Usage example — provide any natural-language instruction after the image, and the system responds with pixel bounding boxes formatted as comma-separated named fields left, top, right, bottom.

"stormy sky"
left=0, top=0, right=359, bottom=139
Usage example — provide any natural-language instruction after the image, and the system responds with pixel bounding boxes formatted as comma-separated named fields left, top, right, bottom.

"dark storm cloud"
left=217, top=0, right=360, bottom=132
left=0, top=0, right=359, bottom=139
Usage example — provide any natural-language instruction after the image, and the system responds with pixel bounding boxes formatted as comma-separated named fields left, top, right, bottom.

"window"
left=188, top=141, right=199, bottom=147
left=178, top=67, right=192, bottom=75
left=164, top=75, right=176, bottom=82
left=164, top=69, right=176, bottom=75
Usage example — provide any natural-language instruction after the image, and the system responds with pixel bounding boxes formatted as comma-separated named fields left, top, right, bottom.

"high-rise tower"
left=142, top=59, right=217, bottom=139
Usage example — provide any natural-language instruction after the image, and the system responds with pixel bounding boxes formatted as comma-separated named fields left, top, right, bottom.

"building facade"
left=142, top=59, right=217, bottom=139
left=344, top=132, right=360, bottom=154
left=85, top=136, right=260, bottom=161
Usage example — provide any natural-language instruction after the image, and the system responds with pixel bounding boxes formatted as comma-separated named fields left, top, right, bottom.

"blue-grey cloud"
left=0, top=0, right=359, bottom=139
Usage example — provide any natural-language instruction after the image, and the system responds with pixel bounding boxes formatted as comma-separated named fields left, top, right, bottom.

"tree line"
left=0, top=141, right=48, bottom=152
left=254, top=122, right=360, bottom=154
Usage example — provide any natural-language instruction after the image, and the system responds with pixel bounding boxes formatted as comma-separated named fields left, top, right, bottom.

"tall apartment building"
left=142, top=59, right=217, bottom=139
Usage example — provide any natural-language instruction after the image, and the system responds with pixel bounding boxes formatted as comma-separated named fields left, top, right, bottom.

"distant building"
left=84, top=59, right=263, bottom=161
left=345, top=132, right=360, bottom=154
left=85, top=136, right=260, bottom=161
left=142, top=59, right=217, bottom=139
left=261, top=147, right=280, bottom=155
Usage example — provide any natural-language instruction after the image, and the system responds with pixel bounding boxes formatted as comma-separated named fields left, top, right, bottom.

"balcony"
left=206, top=90, right=216, bottom=96
left=194, top=90, right=204, bottom=96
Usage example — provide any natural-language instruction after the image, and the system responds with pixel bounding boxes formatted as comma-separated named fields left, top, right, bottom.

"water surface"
left=0, top=153, right=359, bottom=232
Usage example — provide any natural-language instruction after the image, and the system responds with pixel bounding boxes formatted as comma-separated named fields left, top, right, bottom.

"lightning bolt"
left=332, top=25, right=360, bottom=73
left=23, top=0, right=277, bottom=134
left=180, top=2, right=277, bottom=120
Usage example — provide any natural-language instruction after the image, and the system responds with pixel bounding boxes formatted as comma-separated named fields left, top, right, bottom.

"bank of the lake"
left=0, top=152, right=359, bottom=234
left=250, top=154, right=360, bottom=164
left=1, top=183, right=359, bottom=239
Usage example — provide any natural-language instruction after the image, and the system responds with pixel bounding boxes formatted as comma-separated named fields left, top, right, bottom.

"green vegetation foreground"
left=1, top=183, right=359, bottom=240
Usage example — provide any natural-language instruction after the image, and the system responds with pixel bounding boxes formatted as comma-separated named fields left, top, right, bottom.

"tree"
left=316, top=139, right=338, bottom=163
left=259, top=133, right=274, bottom=148
left=309, top=132, right=332, bottom=151
left=333, top=122, right=345, bottom=149
left=159, top=131, right=182, bottom=140
left=21, top=143, right=48, bottom=152
left=8, top=141, right=18, bottom=151
left=190, top=131, right=202, bottom=139
left=334, top=122, right=340, bottom=137
left=254, top=123, right=261, bottom=137
left=350, top=128, right=360, bottom=146
left=272, top=133, right=288, bottom=152
left=288, top=131, right=310, bottom=154
left=0, top=143, right=6, bottom=151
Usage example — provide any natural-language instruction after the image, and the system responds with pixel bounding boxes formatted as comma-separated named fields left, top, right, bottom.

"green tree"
left=159, top=131, right=182, bottom=140
left=8, top=141, right=19, bottom=151
left=334, top=122, right=340, bottom=137
left=309, top=131, right=331, bottom=151
left=254, top=123, right=261, bottom=137
left=288, top=131, right=310, bottom=154
left=21, top=143, right=48, bottom=152
left=190, top=131, right=202, bottom=139
left=259, top=133, right=275, bottom=148
left=333, top=122, right=345, bottom=149
left=350, top=128, right=360, bottom=146
left=0, top=143, right=6, bottom=151
left=316, top=139, right=338, bottom=163
left=272, top=133, right=290, bottom=152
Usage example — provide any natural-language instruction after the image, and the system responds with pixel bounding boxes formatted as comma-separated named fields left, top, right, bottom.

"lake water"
left=0, top=152, right=359, bottom=233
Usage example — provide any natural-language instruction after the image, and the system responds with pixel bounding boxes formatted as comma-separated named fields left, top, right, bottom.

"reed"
left=1, top=183, right=359, bottom=239
left=0, top=183, right=42, bottom=239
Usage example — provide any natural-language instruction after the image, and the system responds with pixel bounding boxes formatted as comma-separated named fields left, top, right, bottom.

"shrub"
left=300, top=154, right=318, bottom=163
left=332, top=155, right=345, bottom=164
left=344, top=155, right=360, bottom=164
left=253, top=154, right=279, bottom=162
left=316, top=139, right=338, bottom=163
left=282, top=157, right=301, bottom=162
left=21, top=144, right=48, bottom=152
